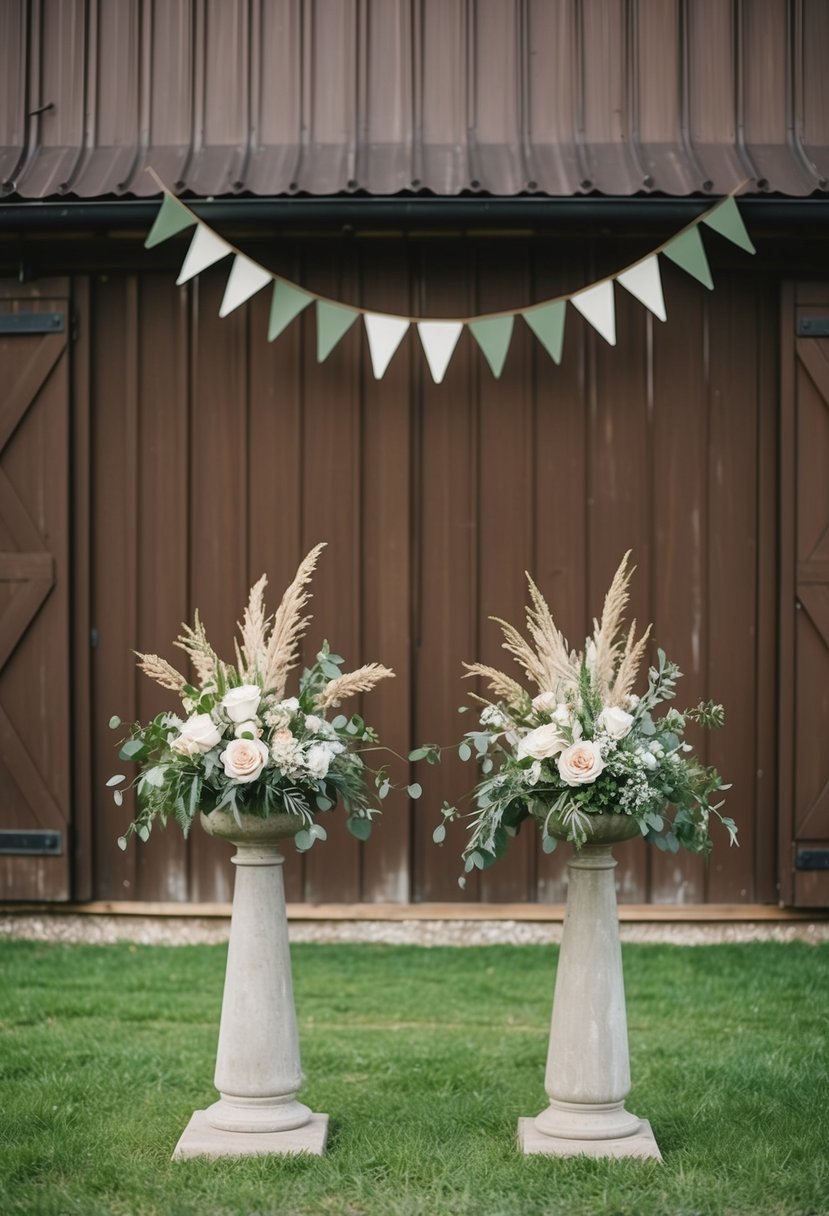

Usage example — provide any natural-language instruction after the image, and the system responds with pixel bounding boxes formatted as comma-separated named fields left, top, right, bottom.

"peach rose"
left=557, top=740, right=605, bottom=785
left=220, top=737, right=269, bottom=783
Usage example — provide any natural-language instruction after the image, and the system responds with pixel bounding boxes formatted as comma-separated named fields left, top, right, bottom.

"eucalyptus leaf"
left=119, top=739, right=145, bottom=760
left=432, top=824, right=446, bottom=844
left=407, top=783, right=422, bottom=799
left=106, top=775, right=125, bottom=787
left=347, top=816, right=372, bottom=841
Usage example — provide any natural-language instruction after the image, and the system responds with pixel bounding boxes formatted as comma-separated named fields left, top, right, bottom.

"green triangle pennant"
left=268, top=280, right=314, bottom=342
left=702, top=196, right=756, bottom=255
left=469, top=315, right=514, bottom=379
left=522, top=300, right=566, bottom=365
left=316, top=301, right=360, bottom=362
left=663, top=227, right=714, bottom=290
left=144, top=193, right=197, bottom=249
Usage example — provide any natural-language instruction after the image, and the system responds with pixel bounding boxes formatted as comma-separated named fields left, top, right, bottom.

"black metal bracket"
left=0, top=311, right=65, bottom=334
left=0, top=829, right=63, bottom=855
left=797, top=317, right=829, bottom=337
left=796, top=848, right=829, bottom=871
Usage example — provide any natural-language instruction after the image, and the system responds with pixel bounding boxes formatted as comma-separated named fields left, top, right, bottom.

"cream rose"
left=175, top=713, right=222, bottom=754
left=171, top=734, right=201, bottom=757
left=517, top=722, right=566, bottom=761
left=221, top=737, right=270, bottom=783
left=597, top=705, right=634, bottom=740
left=531, top=690, right=558, bottom=714
left=233, top=719, right=262, bottom=739
left=221, top=684, right=262, bottom=723
left=557, top=740, right=605, bottom=785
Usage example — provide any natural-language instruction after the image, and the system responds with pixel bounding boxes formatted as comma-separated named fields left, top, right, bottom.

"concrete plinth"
left=173, top=810, right=325, bottom=1160
left=523, top=819, right=661, bottom=1161
left=173, top=1110, right=329, bottom=1160
left=518, top=1117, right=662, bottom=1161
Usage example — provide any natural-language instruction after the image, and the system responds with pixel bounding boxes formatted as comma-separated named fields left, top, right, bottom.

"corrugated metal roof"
left=1, top=0, right=827, bottom=201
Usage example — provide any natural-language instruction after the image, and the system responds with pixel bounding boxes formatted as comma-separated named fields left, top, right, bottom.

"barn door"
left=0, top=283, right=72, bottom=900
left=782, top=285, right=829, bottom=907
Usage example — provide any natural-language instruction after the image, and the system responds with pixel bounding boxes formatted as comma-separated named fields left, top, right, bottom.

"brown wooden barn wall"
left=64, top=240, right=778, bottom=906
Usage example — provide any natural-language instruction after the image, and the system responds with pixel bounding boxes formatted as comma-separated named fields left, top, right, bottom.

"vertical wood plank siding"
left=87, top=243, right=777, bottom=904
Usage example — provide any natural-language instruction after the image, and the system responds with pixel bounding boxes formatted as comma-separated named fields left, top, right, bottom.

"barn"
left=0, top=0, right=828, bottom=912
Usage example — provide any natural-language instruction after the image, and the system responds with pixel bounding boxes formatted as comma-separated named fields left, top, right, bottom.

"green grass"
left=0, top=940, right=827, bottom=1216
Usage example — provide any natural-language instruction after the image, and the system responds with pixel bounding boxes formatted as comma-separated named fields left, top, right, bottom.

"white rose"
left=221, top=684, right=262, bottom=723
left=221, top=737, right=270, bottom=783
left=531, top=691, right=557, bottom=714
left=304, top=714, right=323, bottom=734
left=517, top=723, right=566, bottom=760
left=280, top=697, right=300, bottom=713
left=234, top=719, right=262, bottom=739
left=551, top=704, right=572, bottom=727
left=598, top=706, right=634, bottom=740
left=171, top=733, right=201, bottom=757
left=557, top=740, right=606, bottom=785
left=305, top=743, right=333, bottom=780
left=176, top=713, right=222, bottom=753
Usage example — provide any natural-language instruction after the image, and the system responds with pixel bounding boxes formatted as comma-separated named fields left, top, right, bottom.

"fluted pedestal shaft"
left=535, top=844, right=641, bottom=1140
left=518, top=816, right=661, bottom=1160
left=173, top=810, right=328, bottom=1159
left=206, top=841, right=310, bottom=1132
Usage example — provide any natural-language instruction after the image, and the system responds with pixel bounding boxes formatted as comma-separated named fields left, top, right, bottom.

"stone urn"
left=518, top=811, right=662, bottom=1160
left=172, top=809, right=328, bottom=1160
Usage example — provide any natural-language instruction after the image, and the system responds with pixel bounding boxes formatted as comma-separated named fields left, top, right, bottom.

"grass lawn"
left=0, top=939, right=827, bottom=1216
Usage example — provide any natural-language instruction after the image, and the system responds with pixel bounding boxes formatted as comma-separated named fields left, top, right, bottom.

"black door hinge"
left=797, top=317, right=829, bottom=337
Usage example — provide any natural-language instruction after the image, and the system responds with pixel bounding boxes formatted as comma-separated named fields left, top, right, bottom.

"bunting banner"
left=143, top=169, right=755, bottom=384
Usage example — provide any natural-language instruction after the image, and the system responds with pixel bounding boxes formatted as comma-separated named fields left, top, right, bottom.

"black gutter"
left=0, top=195, right=827, bottom=234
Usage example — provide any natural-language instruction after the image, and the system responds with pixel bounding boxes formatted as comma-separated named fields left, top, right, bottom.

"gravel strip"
left=1, top=913, right=828, bottom=947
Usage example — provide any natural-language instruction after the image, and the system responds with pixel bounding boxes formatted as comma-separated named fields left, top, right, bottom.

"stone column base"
left=173, top=1109, right=328, bottom=1160
left=517, top=1116, right=662, bottom=1161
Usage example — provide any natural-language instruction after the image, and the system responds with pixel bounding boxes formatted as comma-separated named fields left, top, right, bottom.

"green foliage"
left=111, top=648, right=406, bottom=855
left=414, top=642, right=731, bottom=875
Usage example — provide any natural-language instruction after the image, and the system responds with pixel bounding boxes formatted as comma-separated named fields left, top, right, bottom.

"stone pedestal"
left=520, top=814, right=661, bottom=1161
left=173, top=809, right=327, bottom=1161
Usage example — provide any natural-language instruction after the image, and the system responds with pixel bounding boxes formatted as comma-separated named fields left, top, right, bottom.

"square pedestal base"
left=517, top=1117, right=662, bottom=1161
left=173, top=1109, right=329, bottom=1160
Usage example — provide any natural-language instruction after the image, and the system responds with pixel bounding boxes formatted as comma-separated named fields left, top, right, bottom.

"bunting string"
left=143, top=167, right=755, bottom=383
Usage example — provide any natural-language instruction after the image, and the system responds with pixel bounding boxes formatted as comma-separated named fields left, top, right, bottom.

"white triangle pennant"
left=219, top=255, right=273, bottom=317
left=570, top=280, right=616, bottom=346
left=616, top=255, right=666, bottom=322
left=364, top=313, right=410, bottom=379
left=176, top=224, right=232, bottom=285
left=417, top=321, right=463, bottom=384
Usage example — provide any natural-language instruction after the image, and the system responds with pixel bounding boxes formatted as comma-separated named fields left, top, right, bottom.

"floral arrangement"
left=425, top=554, right=736, bottom=880
left=109, top=544, right=399, bottom=852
